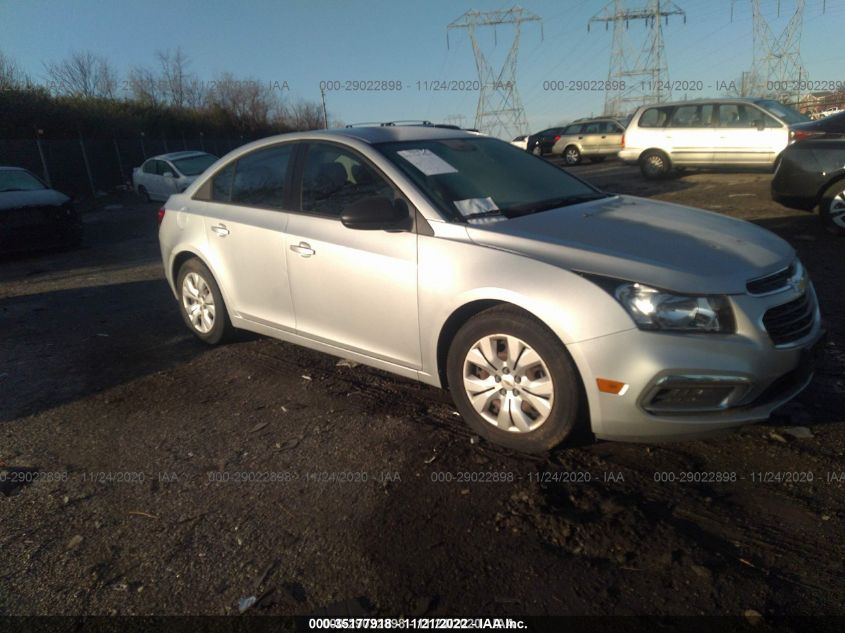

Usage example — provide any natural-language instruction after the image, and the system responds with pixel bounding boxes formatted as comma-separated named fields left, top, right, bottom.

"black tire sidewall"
left=446, top=308, right=583, bottom=453
left=176, top=258, right=231, bottom=345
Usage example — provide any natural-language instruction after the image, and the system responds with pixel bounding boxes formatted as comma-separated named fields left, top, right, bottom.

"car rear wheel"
left=446, top=307, right=583, bottom=453
left=820, top=180, right=845, bottom=235
left=176, top=258, right=233, bottom=344
left=138, top=186, right=151, bottom=203
left=532, top=145, right=543, bottom=156
left=563, top=146, right=581, bottom=166
left=640, top=150, right=671, bottom=179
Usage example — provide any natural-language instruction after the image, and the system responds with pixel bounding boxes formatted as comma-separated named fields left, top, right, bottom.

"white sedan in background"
left=132, top=151, right=217, bottom=202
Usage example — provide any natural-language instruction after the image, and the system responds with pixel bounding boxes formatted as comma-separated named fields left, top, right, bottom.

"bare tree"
left=0, top=50, right=31, bottom=90
left=44, top=50, right=117, bottom=98
left=207, top=73, right=280, bottom=131
left=157, top=48, right=206, bottom=108
left=127, top=65, right=165, bottom=106
left=280, top=98, right=327, bottom=131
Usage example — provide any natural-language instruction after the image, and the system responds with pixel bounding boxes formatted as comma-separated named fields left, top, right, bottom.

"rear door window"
left=669, top=104, right=715, bottom=128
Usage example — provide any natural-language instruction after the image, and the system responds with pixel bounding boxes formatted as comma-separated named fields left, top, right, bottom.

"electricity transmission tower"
left=748, top=0, right=806, bottom=107
left=589, top=0, right=686, bottom=118
left=448, top=7, right=541, bottom=139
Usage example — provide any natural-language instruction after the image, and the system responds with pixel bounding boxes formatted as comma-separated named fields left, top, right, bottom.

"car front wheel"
left=176, top=258, right=233, bottom=344
left=820, top=180, right=845, bottom=235
left=447, top=307, right=583, bottom=453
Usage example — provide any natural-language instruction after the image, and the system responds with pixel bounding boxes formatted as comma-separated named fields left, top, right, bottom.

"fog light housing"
left=642, top=375, right=751, bottom=414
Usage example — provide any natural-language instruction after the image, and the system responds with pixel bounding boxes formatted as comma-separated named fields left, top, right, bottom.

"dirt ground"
left=1, top=161, right=844, bottom=620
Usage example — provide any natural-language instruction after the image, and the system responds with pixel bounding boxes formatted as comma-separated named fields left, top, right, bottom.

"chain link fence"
left=0, top=134, right=255, bottom=200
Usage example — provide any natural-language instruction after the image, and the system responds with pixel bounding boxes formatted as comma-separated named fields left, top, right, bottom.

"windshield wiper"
left=502, top=193, right=609, bottom=217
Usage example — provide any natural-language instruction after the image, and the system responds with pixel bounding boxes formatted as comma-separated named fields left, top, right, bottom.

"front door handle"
left=290, top=242, right=315, bottom=257
left=211, top=223, right=230, bottom=237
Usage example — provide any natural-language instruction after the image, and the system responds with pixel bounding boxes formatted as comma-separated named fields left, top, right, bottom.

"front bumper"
left=567, top=288, right=823, bottom=441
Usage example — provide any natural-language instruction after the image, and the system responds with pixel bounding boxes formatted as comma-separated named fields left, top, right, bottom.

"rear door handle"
left=211, top=223, right=230, bottom=237
left=290, top=242, right=315, bottom=257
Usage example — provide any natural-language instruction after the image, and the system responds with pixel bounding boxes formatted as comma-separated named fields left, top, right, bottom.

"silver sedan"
left=158, top=126, right=823, bottom=453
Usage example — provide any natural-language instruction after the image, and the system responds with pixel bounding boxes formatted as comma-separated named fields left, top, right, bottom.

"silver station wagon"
left=158, top=126, right=823, bottom=452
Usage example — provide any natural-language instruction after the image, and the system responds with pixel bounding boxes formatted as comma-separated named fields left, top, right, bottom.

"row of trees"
left=0, top=48, right=331, bottom=137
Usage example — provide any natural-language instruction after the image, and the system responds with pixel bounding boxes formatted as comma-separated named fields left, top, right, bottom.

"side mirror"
left=341, top=196, right=412, bottom=231
left=163, top=171, right=175, bottom=178
left=754, top=121, right=765, bottom=131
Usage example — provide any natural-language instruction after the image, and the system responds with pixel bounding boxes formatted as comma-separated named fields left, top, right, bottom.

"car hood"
left=0, top=189, right=70, bottom=211
left=466, top=195, right=794, bottom=295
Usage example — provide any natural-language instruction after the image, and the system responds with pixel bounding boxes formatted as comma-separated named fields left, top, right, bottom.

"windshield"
left=172, top=154, right=218, bottom=176
left=376, top=137, right=605, bottom=223
left=756, top=99, right=809, bottom=125
left=0, top=169, right=47, bottom=193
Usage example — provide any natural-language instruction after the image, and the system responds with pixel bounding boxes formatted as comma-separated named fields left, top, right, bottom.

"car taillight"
left=790, top=129, right=822, bottom=143
left=553, top=135, right=561, bottom=142
left=620, top=133, right=625, bottom=148
left=157, top=207, right=166, bottom=225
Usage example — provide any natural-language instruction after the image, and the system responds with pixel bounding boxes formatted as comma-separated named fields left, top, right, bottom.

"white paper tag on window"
left=454, top=197, right=499, bottom=218
left=396, top=149, right=458, bottom=176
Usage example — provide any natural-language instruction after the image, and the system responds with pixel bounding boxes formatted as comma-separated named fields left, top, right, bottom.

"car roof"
left=307, top=126, right=476, bottom=144
left=149, top=151, right=214, bottom=161
left=636, top=97, right=777, bottom=110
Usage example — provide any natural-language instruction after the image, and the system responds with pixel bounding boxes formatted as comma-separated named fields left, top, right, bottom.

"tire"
left=176, top=258, right=233, bottom=345
left=138, top=185, right=151, bottom=203
left=532, top=145, right=543, bottom=156
left=563, top=145, right=581, bottom=166
left=819, top=179, right=845, bottom=236
left=639, top=150, right=671, bottom=179
left=446, top=306, right=583, bottom=453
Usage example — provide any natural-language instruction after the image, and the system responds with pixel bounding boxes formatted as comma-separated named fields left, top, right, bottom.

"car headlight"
left=614, top=283, right=735, bottom=333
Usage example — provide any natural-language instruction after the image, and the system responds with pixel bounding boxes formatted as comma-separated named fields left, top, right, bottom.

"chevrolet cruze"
left=158, top=126, right=823, bottom=453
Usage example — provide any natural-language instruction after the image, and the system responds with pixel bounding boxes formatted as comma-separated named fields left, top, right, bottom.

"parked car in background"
left=771, top=137, right=845, bottom=235
left=159, top=126, right=822, bottom=453
left=788, top=110, right=845, bottom=142
left=510, top=135, right=528, bottom=151
left=0, top=166, right=81, bottom=255
left=526, top=127, right=567, bottom=156
left=133, top=151, right=217, bottom=202
left=619, top=98, right=810, bottom=179
left=551, top=117, right=626, bottom=165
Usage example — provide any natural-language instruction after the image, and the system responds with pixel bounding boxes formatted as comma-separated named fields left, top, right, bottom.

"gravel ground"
left=1, top=162, right=844, bottom=619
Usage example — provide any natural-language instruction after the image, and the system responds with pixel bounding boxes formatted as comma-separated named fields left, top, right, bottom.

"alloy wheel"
left=564, top=148, right=580, bottom=165
left=829, top=189, right=845, bottom=229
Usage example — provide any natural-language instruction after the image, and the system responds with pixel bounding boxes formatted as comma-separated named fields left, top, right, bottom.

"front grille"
left=747, top=263, right=794, bottom=295
left=762, top=292, right=816, bottom=345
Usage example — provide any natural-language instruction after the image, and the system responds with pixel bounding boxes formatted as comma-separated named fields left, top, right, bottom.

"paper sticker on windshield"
left=396, top=149, right=458, bottom=176
left=454, top=197, right=499, bottom=218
